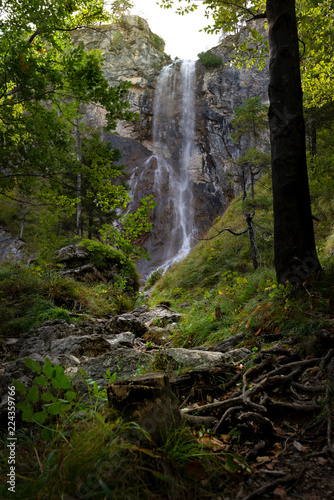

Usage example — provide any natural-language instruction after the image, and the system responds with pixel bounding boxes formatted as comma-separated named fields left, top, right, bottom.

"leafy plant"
left=198, top=49, right=223, bottom=67
left=14, top=357, right=79, bottom=440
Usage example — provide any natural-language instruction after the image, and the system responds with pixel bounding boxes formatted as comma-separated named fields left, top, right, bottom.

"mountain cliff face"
left=72, top=17, right=269, bottom=276
left=71, top=15, right=171, bottom=146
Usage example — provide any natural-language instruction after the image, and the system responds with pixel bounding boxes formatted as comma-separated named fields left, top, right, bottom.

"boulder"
left=141, top=305, right=183, bottom=326
left=55, top=245, right=89, bottom=266
left=162, top=347, right=251, bottom=371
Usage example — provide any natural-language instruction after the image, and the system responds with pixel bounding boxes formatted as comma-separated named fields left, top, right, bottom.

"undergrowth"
left=0, top=358, right=237, bottom=500
left=149, top=175, right=334, bottom=349
left=0, top=263, right=135, bottom=338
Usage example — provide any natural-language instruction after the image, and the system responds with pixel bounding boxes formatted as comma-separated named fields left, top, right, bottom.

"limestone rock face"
left=194, top=20, right=269, bottom=220
left=70, top=15, right=171, bottom=146
left=71, top=18, right=269, bottom=275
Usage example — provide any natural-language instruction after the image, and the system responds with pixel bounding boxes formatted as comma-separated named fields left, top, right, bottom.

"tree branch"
left=193, top=226, right=249, bottom=241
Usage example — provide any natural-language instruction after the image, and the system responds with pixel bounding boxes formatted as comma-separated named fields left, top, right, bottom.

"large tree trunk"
left=267, top=0, right=321, bottom=284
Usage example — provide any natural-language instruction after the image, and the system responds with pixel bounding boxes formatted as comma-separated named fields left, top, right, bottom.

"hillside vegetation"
left=149, top=171, right=334, bottom=352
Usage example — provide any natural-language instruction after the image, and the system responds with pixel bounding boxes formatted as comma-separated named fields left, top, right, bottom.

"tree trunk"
left=76, top=115, right=82, bottom=238
left=246, top=213, right=259, bottom=270
left=267, top=0, right=321, bottom=284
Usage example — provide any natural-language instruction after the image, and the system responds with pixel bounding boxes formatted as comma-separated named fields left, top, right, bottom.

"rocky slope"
left=0, top=304, right=250, bottom=425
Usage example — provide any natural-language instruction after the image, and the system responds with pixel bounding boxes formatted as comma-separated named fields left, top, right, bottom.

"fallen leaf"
left=273, top=486, right=287, bottom=498
left=220, top=434, right=232, bottom=443
left=256, top=456, right=272, bottom=464
left=185, top=461, right=206, bottom=480
left=272, top=443, right=284, bottom=457
left=264, top=462, right=275, bottom=470
left=198, top=436, right=227, bottom=450
left=293, top=440, right=307, bottom=452
left=317, top=457, right=328, bottom=465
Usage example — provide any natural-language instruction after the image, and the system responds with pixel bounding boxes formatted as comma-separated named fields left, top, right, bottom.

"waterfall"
left=130, top=60, right=196, bottom=275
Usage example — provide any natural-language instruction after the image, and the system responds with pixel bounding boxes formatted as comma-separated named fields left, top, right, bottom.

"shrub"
left=79, top=238, right=140, bottom=293
left=198, top=50, right=223, bottom=68
left=144, top=268, right=163, bottom=290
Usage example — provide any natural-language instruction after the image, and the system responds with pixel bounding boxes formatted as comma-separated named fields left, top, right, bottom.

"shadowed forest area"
left=1, top=1, right=334, bottom=499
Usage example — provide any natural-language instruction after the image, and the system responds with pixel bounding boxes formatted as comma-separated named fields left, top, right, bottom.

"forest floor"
left=174, top=335, right=334, bottom=500
left=1, top=305, right=334, bottom=499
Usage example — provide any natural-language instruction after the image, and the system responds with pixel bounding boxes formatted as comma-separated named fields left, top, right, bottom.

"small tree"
left=108, top=0, right=134, bottom=17
left=229, top=97, right=270, bottom=269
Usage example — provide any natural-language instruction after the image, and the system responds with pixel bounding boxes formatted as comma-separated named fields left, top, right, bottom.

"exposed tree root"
left=178, top=343, right=334, bottom=499
left=241, top=470, right=304, bottom=500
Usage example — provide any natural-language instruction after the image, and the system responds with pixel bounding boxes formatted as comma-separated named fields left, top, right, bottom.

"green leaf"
left=64, top=390, right=77, bottom=402
left=61, top=403, right=73, bottom=412
left=46, top=401, right=63, bottom=415
left=27, top=385, right=39, bottom=403
left=13, top=379, right=27, bottom=395
left=51, top=367, right=71, bottom=390
left=41, top=392, right=55, bottom=402
left=24, top=358, right=41, bottom=374
left=43, top=357, right=54, bottom=378
left=41, top=426, right=56, bottom=441
left=33, top=411, right=48, bottom=425
left=17, top=401, right=33, bottom=421
left=225, top=454, right=239, bottom=473
left=34, top=375, right=48, bottom=387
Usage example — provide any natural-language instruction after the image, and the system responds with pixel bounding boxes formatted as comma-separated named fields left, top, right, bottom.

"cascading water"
left=130, top=60, right=197, bottom=275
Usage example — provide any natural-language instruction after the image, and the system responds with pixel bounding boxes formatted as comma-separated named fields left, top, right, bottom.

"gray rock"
left=77, top=349, right=154, bottom=390
left=141, top=306, right=182, bottom=326
left=111, top=315, right=149, bottom=337
left=106, top=332, right=135, bottom=348
left=163, top=347, right=251, bottom=371
left=50, top=334, right=112, bottom=358
left=0, top=228, right=26, bottom=262
left=55, top=244, right=89, bottom=265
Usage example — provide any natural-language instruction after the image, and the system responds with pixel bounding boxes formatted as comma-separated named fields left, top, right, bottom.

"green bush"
left=150, top=33, right=165, bottom=52
left=198, top=50, right=223, bottom=68
left=144, top=268, right=163, bottom=290
left=79, top=238, right=140, bottom=293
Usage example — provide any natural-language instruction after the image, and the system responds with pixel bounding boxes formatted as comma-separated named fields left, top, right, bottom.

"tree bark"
left=76, top=114, right=82, bottom=238
left=267, top=0, right=321, bottom=284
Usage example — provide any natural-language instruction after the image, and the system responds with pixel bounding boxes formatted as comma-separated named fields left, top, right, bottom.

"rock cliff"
left=72, top=17, right=269, bottom=276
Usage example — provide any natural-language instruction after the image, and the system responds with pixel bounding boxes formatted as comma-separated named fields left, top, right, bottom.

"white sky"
left=131, top=0, right=220, bottom=60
